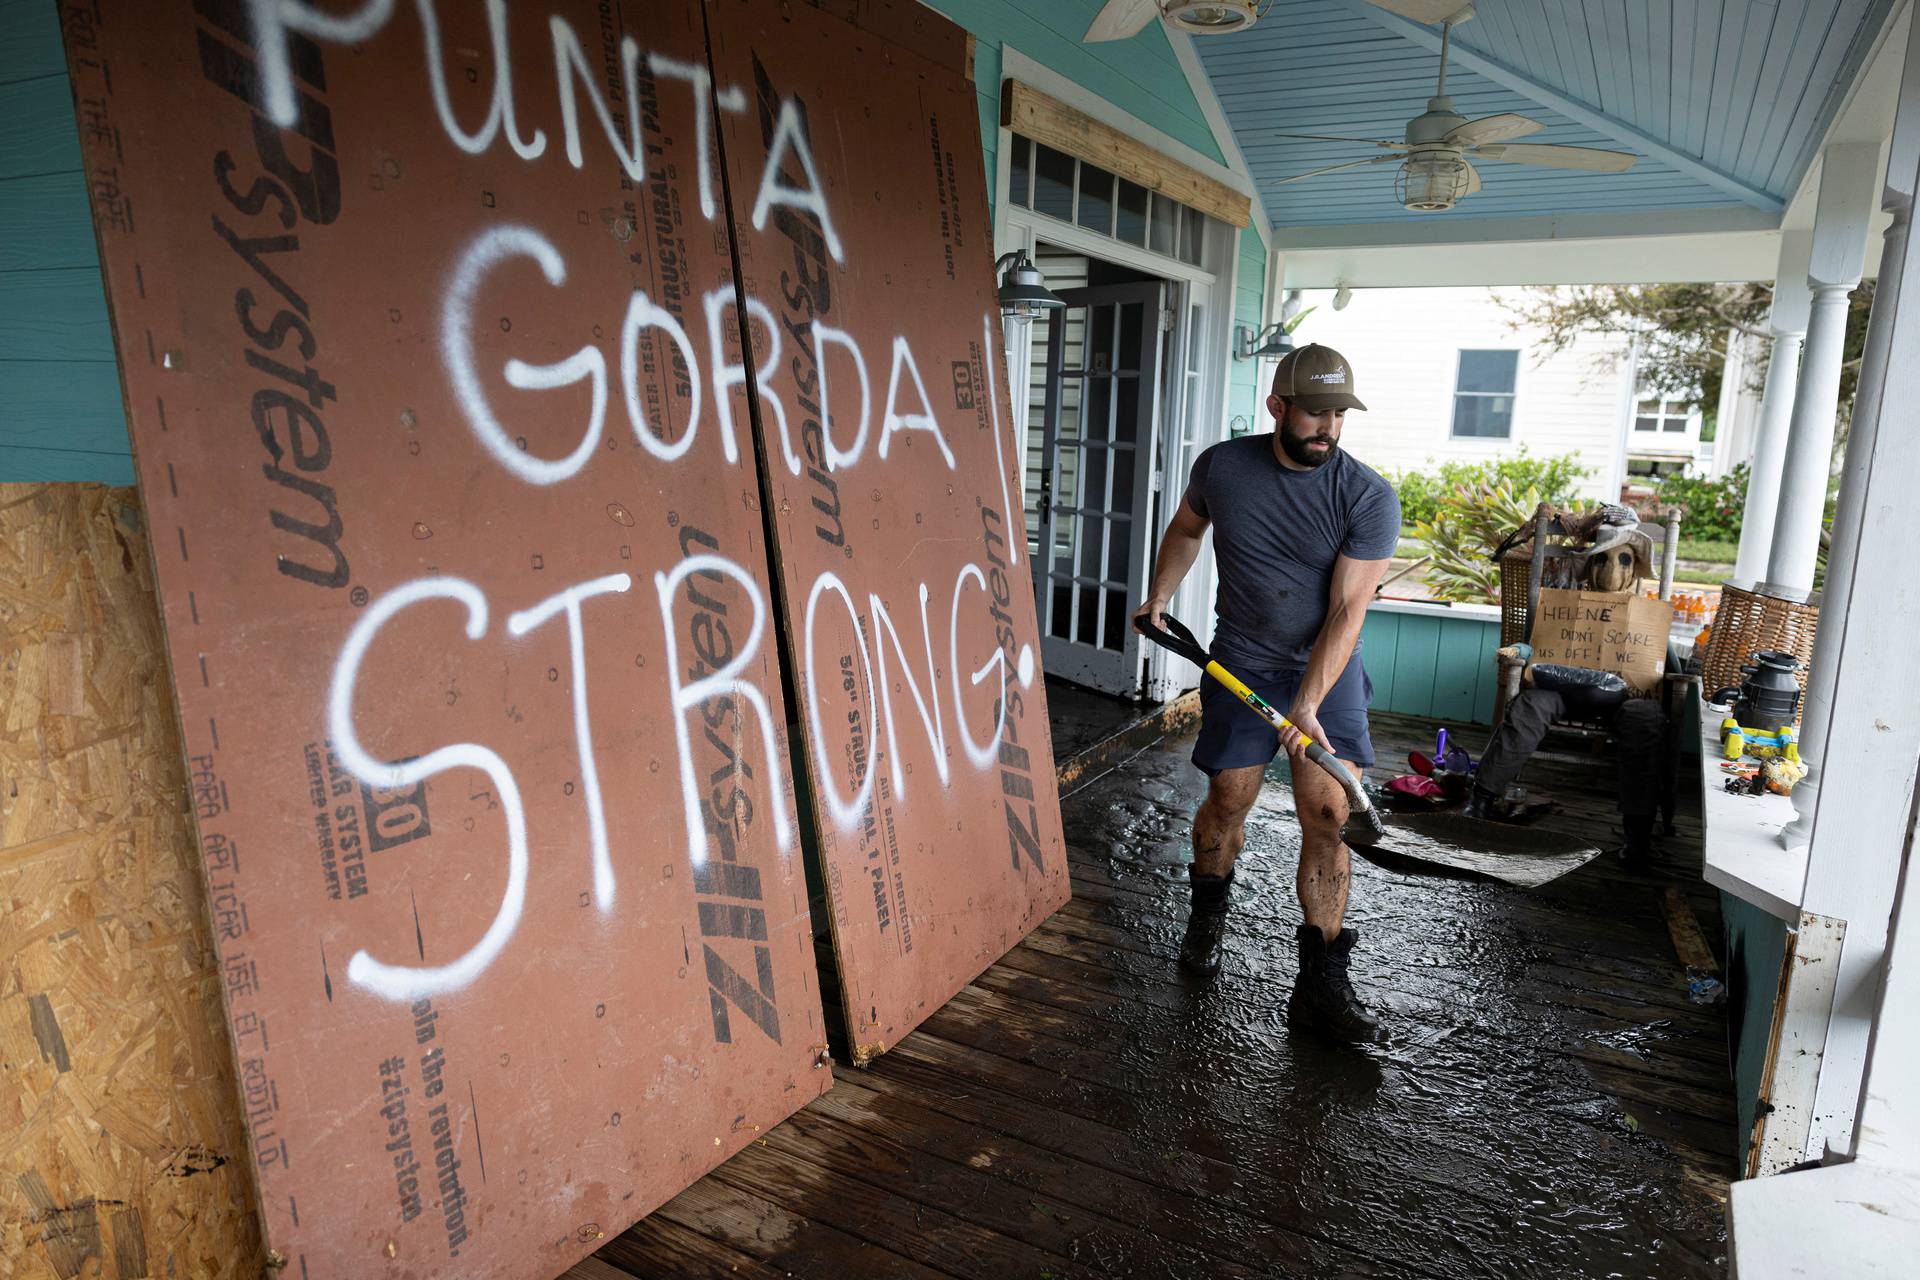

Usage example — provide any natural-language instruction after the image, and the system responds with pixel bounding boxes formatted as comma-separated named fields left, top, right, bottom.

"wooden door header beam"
left=1001, top=79, right=1253, bottom=230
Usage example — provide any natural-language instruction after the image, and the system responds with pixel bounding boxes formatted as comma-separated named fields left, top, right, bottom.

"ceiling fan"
left=1083, top=0, right=1262, bottom=43
left=1272, top=3, right=1636, bottom=212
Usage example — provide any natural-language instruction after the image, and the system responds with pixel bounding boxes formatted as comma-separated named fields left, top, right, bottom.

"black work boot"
left=1618, top=812, right=1656, bottom=870
left=1179, top=870, right=1233, bottom=978
left=1462, top=786, right=1499, bottom=821
left=1288, top=926, right=1386, bottom=1044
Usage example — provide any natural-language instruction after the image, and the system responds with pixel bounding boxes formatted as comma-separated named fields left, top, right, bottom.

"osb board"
left=61, top=4, right=829, bottom=1276
left=707, top=0, right=1070, bottom=1062
left=1, top=483, right=263, bottom=1280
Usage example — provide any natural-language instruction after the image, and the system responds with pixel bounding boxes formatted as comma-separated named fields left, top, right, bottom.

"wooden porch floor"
left=579, top=711, right=1733, bottom=1279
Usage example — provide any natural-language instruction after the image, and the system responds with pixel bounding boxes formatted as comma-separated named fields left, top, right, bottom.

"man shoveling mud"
left=1133, top=344, right=1399, bottom=1043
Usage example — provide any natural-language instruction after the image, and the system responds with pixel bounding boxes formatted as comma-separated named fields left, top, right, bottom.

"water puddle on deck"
left=1062, top=732, right=1729, bottom=1277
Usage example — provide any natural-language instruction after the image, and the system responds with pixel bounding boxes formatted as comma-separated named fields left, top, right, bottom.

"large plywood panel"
left=706, top=0, right=1070, bottom=1061
left=2, top=485, right=262, bottom=1280
left=61, top=3, right=828, bottom=1275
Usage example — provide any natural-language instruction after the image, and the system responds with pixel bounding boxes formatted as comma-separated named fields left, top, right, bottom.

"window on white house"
left=1451, top=349, right=1518, bottom=438
left=1635, top=394, right=1694, bottom=434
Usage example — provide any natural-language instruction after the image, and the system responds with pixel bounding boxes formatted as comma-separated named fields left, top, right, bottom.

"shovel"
left=1133, top=612, right=1388, bottom=848
left=1133, top=613, right=1604, bottom=886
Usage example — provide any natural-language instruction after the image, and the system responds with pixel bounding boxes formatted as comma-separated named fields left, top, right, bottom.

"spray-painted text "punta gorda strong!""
left=230, top=3, right=1044, bottom=1027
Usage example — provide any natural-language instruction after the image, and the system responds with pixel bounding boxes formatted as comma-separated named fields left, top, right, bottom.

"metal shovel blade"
left=1361, top=811, right=1604, bottom=888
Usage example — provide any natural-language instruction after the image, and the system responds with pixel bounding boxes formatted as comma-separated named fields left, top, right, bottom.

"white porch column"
left=1782, top=19, right=1920, bottom=1166
left=1761, top=144, right=1881, bottom=595
left=1786, top=161, right=1918, bottom=852
left=1732, top=231, right=1810, bottom=586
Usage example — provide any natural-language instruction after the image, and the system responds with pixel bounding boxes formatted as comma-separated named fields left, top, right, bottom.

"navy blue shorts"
left=1192, top=657, right=1376, bottom=774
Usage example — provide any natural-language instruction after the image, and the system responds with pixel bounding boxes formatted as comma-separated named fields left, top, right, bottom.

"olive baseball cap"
left=1273, top=343, right=1367, bottom=413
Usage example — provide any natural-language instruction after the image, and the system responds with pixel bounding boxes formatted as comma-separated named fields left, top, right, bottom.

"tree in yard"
left=1501, top=281, right=1875, bottom=446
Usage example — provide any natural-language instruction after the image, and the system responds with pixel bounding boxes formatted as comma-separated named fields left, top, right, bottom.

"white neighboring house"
left=1277, top=286, right=1714, bottom=501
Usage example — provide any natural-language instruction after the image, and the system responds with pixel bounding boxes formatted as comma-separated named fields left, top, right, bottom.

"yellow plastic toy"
left=1722, top=717, right=1799, bottom=762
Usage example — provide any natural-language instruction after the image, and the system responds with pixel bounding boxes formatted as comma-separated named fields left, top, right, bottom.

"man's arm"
left=1280, top=553, right=1390, bottom=759
left=1132, top=497, right=1210, bottom=631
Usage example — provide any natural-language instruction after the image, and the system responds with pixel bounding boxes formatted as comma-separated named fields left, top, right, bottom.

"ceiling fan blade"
left=1462, top=160, right=1481, bottom=195
left=1084, top=0, right=1161, bottom=42
left=1471, top=142, right=1637, bottom=172
left=1368, top=0, right=1477, bottom=23
left=1446, top=113, right=1544, bottom=146
left=1270, top=131, right=1405, bottom=149
left=1275, top=155, right=1404, bottom=185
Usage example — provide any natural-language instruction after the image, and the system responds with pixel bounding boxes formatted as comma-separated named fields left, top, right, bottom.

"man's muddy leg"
left=1182, top=765, right=1264, bottom=977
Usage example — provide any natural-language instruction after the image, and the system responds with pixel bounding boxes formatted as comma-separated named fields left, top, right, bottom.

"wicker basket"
left=1698, top=583, right=1820, bottom=717
left=1498, top=550, right=1532, bottom=646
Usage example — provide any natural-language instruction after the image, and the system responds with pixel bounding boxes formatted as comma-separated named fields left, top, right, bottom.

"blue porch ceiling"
left=1195, top=0, right=1898, bottom=229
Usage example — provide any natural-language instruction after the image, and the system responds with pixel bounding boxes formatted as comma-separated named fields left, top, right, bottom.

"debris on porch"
left=593, top=711, right=1732, bottom=1278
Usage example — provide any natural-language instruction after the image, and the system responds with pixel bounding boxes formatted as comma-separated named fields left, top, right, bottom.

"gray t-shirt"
left=1184, top=435, right=1400, bottom=670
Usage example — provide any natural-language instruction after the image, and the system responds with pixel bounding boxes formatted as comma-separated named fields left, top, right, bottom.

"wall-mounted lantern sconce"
left=995, top=249, right=1065, bottom=338
left=1234, top=322, right=1293, bottom=362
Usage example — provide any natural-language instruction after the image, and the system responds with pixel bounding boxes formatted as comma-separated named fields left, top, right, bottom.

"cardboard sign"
left=62, top=3, right=832, bottom=1275
left=707, top=0, right=1071, bottom=1062
left=1529, top=589, right=1674, bottom=693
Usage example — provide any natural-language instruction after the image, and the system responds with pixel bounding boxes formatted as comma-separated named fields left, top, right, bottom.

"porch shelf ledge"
left=1367, top=597, right=1502, bottom=621
left=1729, top=1159, right=1920, bottom=1278
left=1698, top=711, right=1806, bottom=922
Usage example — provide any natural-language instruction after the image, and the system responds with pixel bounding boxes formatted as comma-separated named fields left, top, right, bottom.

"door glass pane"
left=1057, top=376, right=1082, bottom=441
left=1082, top=447, right=1110, bottom=515
left=1116, top=179, right=1148, bottom=244
left=1034, top=144, right=1074, bottom=221
left=1076, top=586, right=1100, bottom=645
left=1009, top=135, right=1031, bottom=207
left=1148, top=194, right=1175, bottom=256
left=1087, top=305, right=1116, bottom=375
left=1115, top=375, right=1140, bottom=444
left=1119, top=301, right=1143, bottom=372
left=1078, top=506, right=1103, bottom=577
left=1077, top=162, right=1115, bottom=234
left=1106, top=508, right=1133, bottom=584
left=1084, top=376, right=1112, bottom=445
left=1050, top=579, right=1071, bottom=638
left=1111, top=445, right=1135, bottom=509
left=1102, top=589, right=1125, bottom=652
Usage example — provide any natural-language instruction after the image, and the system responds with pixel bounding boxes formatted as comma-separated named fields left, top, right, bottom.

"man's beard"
left=1279, top=428, right=1337, bottom=468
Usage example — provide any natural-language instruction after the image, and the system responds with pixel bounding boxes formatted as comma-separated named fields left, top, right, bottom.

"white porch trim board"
left=1784, top=145, right=1920, bottom=1169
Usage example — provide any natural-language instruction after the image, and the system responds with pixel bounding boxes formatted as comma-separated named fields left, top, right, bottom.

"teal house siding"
left=0, top=0, right=133, bottom=483
left=1228, top=225, right=1266, bottom=434
left=921, top=0, right=1229, bottom=211
left=1360, top=606, right=1502, bottom=725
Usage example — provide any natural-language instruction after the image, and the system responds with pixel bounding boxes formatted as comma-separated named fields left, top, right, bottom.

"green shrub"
left=1654, top=464, right=1747, bottom=543
left=1415, top=479, right=1551, bottom=603
left=1388, top=447, right=1589, bottom=527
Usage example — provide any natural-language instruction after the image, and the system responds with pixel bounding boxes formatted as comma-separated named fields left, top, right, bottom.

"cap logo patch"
left=1308, top=370, right=1347, bottom=385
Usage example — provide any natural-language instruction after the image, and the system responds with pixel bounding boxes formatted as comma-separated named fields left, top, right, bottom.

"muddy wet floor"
left=601, top=713, right=1732, bottom=1279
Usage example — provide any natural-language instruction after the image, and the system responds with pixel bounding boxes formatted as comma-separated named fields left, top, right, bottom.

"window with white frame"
left=1006, top=135, right=1206, bottom=266
left=1451, top=349, right=1519, bottom=438
left=1634, top=393, right=1694, bottom=434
